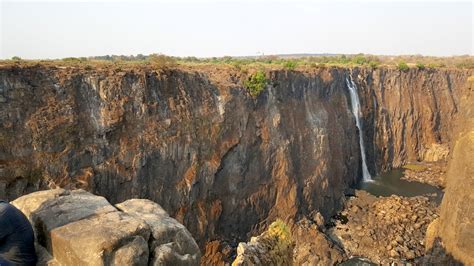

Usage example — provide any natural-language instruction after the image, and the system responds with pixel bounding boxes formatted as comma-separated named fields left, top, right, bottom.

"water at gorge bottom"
left=356, top=168, right=443, bottom=203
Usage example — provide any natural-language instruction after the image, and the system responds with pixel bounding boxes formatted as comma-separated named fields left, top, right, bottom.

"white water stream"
left=346, top=76, right=372, bottom=182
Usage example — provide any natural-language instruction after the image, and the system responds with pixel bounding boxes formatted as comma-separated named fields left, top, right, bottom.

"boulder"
left=11, top=189, right=200, bottom=266
left=116, top=199, right=200, bottom=265
left=12, top=189, right=117, bottom=251
left=49, top=211, right=150, bottom=266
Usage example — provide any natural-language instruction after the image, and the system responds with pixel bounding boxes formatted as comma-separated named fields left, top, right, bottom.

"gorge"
left=0, top=62, right=472, bottom=264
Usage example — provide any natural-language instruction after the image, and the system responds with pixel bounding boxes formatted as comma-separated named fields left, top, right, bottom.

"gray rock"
left=12, top=189, right=201, bottom=266
left=13, top=189, right=117, bottom=251
left=116, top=199, right=200, bottom=266
left=111, top=236, right=149, bottom=266
left=49, top=211, right=150, bottom=266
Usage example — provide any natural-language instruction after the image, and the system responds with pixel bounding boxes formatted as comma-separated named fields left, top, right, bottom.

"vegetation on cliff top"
left=3, top=54, right=473, bottom=71
left=244, top=71, right=267, bottom=97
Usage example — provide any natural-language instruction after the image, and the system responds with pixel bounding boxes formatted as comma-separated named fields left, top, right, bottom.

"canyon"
left=0, top=63, right=472, bottom=264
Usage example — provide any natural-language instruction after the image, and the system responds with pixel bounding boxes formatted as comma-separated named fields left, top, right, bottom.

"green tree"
left=416, top=63, right=425, bottom=70
left=398, top=61, right=409, bottom=71
left=245, top=71, right=267, bottom=97
left=283, top=60, right=297, bottom=70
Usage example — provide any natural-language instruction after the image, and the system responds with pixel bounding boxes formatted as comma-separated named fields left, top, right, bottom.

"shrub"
left=368, top=61, right=379, bottom=69
left=352, top=54, right=368, bottom=65
left=283, top=60, right=297, bottom=70
left=245, top=71, right=267, bottom=97
left=416, top=63, right=425, bottom=70
left=267, top=219, right=293, bottom=265
left=148, top=54, right=177, bottom=68
left=11, top=56, right=22, bottom=61
left=398, top=61, right=409, bottom=71
left=62, top=57, right=82, bottom=63
left=268, top=219, right=291, bottom=241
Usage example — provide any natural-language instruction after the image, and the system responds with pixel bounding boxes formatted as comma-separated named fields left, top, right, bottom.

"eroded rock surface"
left=233, top=220, right=293, bottom=266
left=116, top=199, right=201, bottom=265
left=424, top=76, right=474, bottom=265
left=0, top=64, right=471, bottom=251
left=291, top=218, right=345, bottom=265
left=11, top=189, right=200, bottom=266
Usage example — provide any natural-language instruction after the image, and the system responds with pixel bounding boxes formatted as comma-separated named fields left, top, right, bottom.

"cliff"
left=352, top=67, right=470, bottom=172
left=425, top=76, right=474, bottom=265
left=0, top=64, right=470, bottom=250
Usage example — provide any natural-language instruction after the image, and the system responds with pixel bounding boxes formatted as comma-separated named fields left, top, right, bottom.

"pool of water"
left=356, top=168, right=443, bottom=202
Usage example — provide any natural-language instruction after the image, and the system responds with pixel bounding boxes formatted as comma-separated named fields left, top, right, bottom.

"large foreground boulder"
left=116, top=199, right=201, bottom=265
left=11, top=189, right=200, bottom=266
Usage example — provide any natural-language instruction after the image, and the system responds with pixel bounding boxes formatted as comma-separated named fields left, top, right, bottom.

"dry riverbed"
left=402, top=162, right=447, bottom=188
left=330, top=190, right=439, bottom=265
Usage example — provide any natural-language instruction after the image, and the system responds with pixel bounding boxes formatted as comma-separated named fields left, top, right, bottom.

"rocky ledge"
left=401, top=162, right=447, bottom=188
left=331, top=190, right=439, bottom=264
left=11, top=189, right=201, bottom=266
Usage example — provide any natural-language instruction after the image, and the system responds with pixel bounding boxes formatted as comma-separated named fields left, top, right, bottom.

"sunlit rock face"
left=351, top=67, right=471, bottom=172
left=0, top=65, right=470, bottom=248
left=425, top=76, right=474, bottom=265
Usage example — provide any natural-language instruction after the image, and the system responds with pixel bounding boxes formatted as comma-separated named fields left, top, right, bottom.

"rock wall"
left=0, top=64, right=470, bottom=248
left=352, top=68, right=471, bottom=173
left=425, top=76, right=474, bottom=265
left=11, top=189, right=200, bottom=265
left=0, top=65, right=361, bottom=245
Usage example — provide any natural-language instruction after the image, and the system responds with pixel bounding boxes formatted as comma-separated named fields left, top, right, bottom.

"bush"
left=267, top=219, right=293, bottom=265
left=283, top=60, right=297, bottom=70
left=368, top=61, right=379, bottom=69
left=62, top=57, right=85, bottom=63
left=352, top=54, right=368, bottom=65
left=398, top=61, right=409, bottom=71
left=245, top=71, right=267, bottom=97
left=416, top=63, right=425, bottom=70
left=268, top=219, right=291, bottom=241
left=11, top=56, right=22, bottom=61
left=148, top=54, right=177, bottom=68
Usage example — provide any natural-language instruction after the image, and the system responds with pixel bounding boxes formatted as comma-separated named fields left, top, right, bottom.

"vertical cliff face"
left=0, top=66, right=360, bottom=245
left=426, top=76, right=474, bottom=265
left=0, top=65, right=470, bottom=247
left=352, top=68, right=471, bottom=173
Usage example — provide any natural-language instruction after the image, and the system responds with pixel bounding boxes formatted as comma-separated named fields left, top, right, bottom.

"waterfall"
left=346, top=76, right=372, bottom=182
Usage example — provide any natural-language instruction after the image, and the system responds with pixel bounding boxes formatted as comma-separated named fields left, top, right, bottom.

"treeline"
left=7, top=53, right=474, bottom=70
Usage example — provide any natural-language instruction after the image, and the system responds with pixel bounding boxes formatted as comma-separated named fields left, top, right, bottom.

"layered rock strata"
left=0, top=64, right=470, bottom=249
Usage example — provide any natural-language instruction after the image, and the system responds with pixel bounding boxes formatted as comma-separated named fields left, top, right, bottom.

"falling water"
left=346, top=76, right=372, bottom=182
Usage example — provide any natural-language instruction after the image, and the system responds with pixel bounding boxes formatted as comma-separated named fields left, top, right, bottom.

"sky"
left=0, top=0, right=472, bottom=59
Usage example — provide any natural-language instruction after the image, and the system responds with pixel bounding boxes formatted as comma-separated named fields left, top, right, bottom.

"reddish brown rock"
left=0, top=64, right=471, bottom=252
left=425, top=76, right=474, bottom=265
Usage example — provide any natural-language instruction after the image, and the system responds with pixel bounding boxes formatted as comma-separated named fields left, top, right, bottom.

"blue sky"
left=0, top=1, right=472, bottom=59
